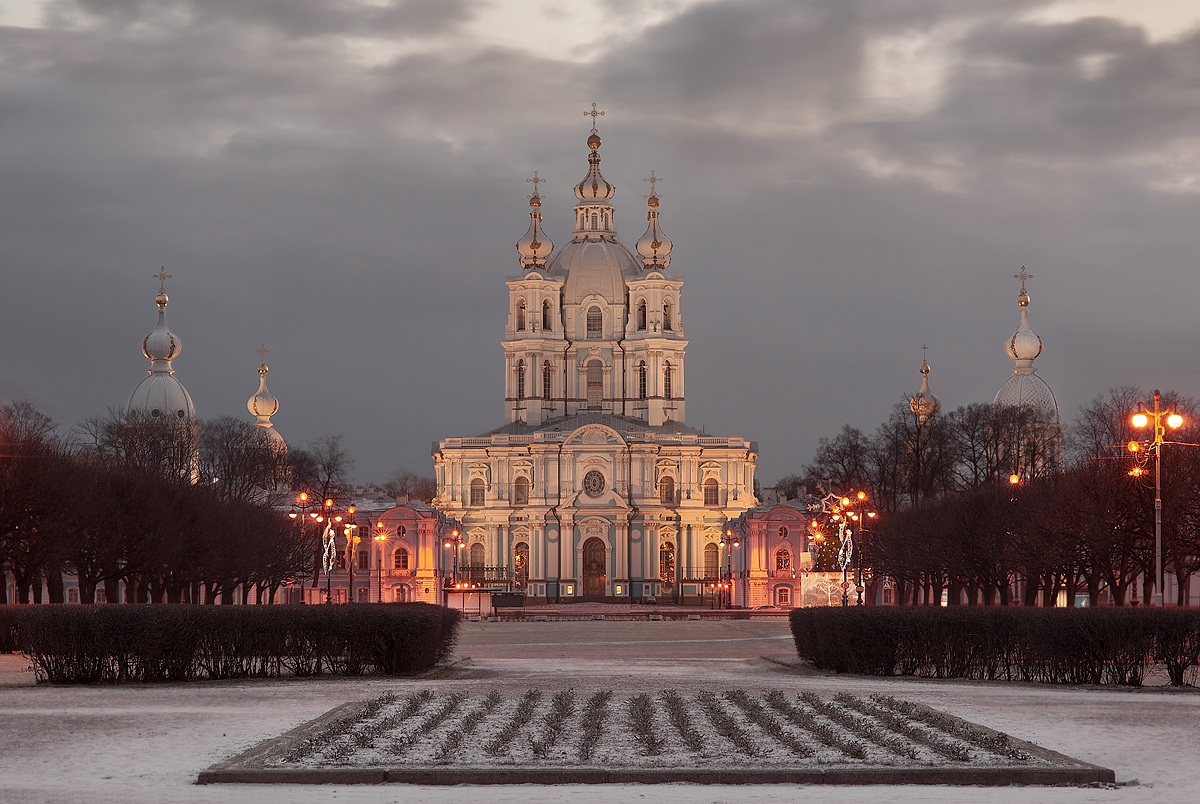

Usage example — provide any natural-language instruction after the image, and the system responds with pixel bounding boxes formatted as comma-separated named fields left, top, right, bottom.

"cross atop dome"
left=584, top=102, right=604, bottom=135
left=256, top=343, right=270, bottom=374
left=153, top=266, right=172, bottom=291
left=1014, top=266, right=1032, bottom=307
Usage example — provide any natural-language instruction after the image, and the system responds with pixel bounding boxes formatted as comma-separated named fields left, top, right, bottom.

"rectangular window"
left=586, top=308, right=602, bottom=338
left=358, top=550, right=369, bottom=570
left=470, top=480, right=485, bottom=506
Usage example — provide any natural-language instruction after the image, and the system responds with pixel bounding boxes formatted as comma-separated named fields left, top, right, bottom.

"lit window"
left=514, top=542, right=529, bottom=589
left=470, top=479, right=485, bottom=506
left=778, top=526, right=789, bottom=540
left=704, top=478, right=719, bottom=506
left=659, top=541, right=676, bottom=584
left=586, top=307, right=602, bottom=338
left=776, top=549, right=791, bottom=570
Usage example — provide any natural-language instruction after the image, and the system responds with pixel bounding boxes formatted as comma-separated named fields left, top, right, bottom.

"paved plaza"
left=0, top=617, right=1197, bottom=803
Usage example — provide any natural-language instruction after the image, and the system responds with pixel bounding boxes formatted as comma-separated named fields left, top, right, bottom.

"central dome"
left=549, top=238, right=639, bottom=305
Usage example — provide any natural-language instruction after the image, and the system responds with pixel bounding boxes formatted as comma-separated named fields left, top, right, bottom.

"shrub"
left=790, top=606, right=1200, bottom=687
left=17, top=603, right=460, bottom=684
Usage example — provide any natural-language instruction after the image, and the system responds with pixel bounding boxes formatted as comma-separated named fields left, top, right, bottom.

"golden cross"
left=922, top=344, right=928, bottom=358
left=1014, top=266, right=1032, bottom=291
left=526, top=170, right=544, bottom=195
left=644, top=170, right=662, bottom=196
left=256, top=343, right=270, bottom=361
left=153, top=266, right=172, bottom=291
left=584, top=102, right=604, bottom=134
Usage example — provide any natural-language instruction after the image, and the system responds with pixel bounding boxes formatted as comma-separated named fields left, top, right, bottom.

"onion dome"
left=128, top=269, right=196, bottom=422
left=247, top=346, right=286, bottom=451
left=909, top=349, right=941, bottom=424
left=994, top=268, right=1060, bottom=423
left=635, top=171, right=673, bottom=271
left=574, top=134, right=616, bottom=202
left=515, top=171, right=554, bottom=269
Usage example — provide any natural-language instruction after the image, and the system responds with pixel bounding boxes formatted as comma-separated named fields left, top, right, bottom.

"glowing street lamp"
left=374, top=522, right=387, bottom=604
left=720, top=529, right=741, bottom=609
left=1130, top=389, right=1185, bottom=607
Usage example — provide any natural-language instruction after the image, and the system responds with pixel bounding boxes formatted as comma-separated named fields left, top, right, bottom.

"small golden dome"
left=529, top=193, right=542, bottom=208
left=587, top=133, right=602, bottom=150
left=647, top=193, right=660, bottom=209
left=155, top=290, right=169, bottom=308
left=1018, top=290, right=1030, bottom=307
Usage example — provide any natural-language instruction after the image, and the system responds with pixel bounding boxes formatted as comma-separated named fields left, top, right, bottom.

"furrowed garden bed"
left=790, top=606, right=1200, bottom=686
left=198, top=687, right=1114, bottom=786
left=15, top=603, right=459, bottom=683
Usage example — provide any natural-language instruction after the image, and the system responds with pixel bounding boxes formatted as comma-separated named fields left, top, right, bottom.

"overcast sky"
left=3, top=0, right=1200, bottom=487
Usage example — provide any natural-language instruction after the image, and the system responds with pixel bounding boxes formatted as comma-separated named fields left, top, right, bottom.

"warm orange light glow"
left=1129, top=467, right=1144, bottom=477
left=857, top=491, right=866, bottom=501
left=443, top=541, right=451, bottom=548
left=299, top=492, right=308, bottom=502
left=811, top=520, right=819, bottom=528
left=377, top=522, right=384, bottom=528
left=831, top=514, right=841, bottom=520
left=867, top=512, right=877, bottom=519
left=732, top=540, right=740, bottom=547
left=452, top=529, right=459, bottom=537
left=347, top=506, right=355, bottom=514
left=325, top=498, right=334, bottom=507
left=288, top=512, right=297, bottom=519
left=1168, top=413, right=1184, bottom=429
left=841, top=497, right=851, bottom=506
left=1132, top=413, right=1149, bottom=428
left=334, top=515, right=343, bottom=522
left=1009, top=474, right=1020, bottom=485
left=310, top=512, right=319, bottom=520
left=1129, top=441, right=1141, bottom=453
left=374, top=533, right=385, bottom=542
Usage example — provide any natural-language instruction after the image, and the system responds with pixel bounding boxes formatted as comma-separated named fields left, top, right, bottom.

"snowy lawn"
left=0, top=618, right=1197, bottom=803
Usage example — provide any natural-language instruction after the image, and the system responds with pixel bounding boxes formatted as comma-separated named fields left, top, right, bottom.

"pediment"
left=565, top=424, right=625, bottom=447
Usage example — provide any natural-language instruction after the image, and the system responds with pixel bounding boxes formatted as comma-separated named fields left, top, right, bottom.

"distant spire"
left=635, top=170, right=673, bottom=271
left=909, top=345, right=941, bottom=424
left=515, top=171, right=554, bottom=269
left=247, top=345, right=286, bottom=451
left=128, top=269, right=196, bottom=421
left=574, top=102, right=615, bottom=216
left=1006, top=267, right=1043, bottom=372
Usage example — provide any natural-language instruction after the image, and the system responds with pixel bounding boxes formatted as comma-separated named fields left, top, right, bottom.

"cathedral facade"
left=432, top=119, right=759, bottom=603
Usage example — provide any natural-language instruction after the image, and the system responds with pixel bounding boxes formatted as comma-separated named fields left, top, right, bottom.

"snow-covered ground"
left=0, top=618, right=1197, bottom=803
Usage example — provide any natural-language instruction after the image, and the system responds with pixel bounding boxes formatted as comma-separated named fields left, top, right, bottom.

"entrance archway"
left=582, top=538, right=607, bottom=597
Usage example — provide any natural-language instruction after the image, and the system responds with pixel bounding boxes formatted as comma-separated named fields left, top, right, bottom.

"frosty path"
left=1, top=617, right=1197, bottom=803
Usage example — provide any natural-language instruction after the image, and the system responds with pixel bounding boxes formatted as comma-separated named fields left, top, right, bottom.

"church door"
left=582, top=538, right=607, bottom=597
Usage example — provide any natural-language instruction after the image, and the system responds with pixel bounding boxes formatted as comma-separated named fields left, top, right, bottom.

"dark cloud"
left=3, top=0, right=1200, bottom=486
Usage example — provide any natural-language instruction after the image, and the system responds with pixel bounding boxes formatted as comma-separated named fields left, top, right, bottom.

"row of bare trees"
left=0, top=403, right=346, bottom=604
left=784, top=387, right=1200, bottom=606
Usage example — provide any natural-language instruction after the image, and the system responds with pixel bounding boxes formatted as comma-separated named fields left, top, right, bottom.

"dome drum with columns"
left=435, top=109, right=758, bottom=605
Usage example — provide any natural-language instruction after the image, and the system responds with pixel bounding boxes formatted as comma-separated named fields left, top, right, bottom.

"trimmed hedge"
left=790, top=606, right=1200, bottom=687
left=12, top=603, right=459, bottom=684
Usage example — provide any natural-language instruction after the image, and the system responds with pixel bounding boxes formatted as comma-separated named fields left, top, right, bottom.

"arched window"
left=659, top=476, right=674, bottom=505
left=663, top=300, right=673, bottom=331
left=586, top=306, right=602, bottom=338
left=394, top=548, right=409, bottom=570
left=704, top=478, right=719, bottom=506
left=469, top=542, right=485, bottom=567
left=515, top=360, right=525, bottom=400
left=542, top=300, right=553, bottom=331
left=517, top=300, right=526, bottom=331
left=542, top=361, right=552, bottom=401
left=514, top=542, right=529, bottom=589
left=513, top=476, right=530, bottom=506
left=704, top=542, right=719, bottom=578
left=776, top=548, right=792, bottom=570
left=586, top=360, right=603, bottom=409
left=591, top=212, right=598, bottom=230
left=663, top=362, right=673, bottom=401
left=470, top=478, right=485, bottom=506
left=637, top=361, right=647, bottom=400
left=659, top=541, right=676, bottom=584
left=637, top=301, right=647, bottom=330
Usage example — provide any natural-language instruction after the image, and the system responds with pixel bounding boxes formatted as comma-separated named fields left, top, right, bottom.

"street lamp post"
left=722, top=529, right=740, bottom=609
left=442, top=529, right=462, bottom=607
left=343, top=507, right=358, bottom=603
left=822, top=491, right=876, bottom=607
left=374, top=523, right=387, bottom=604
left=1130, top=389, right=1184, bottom=607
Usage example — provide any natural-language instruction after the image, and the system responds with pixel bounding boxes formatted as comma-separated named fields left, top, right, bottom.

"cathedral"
left=431, top=114, right=759, bottom=603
